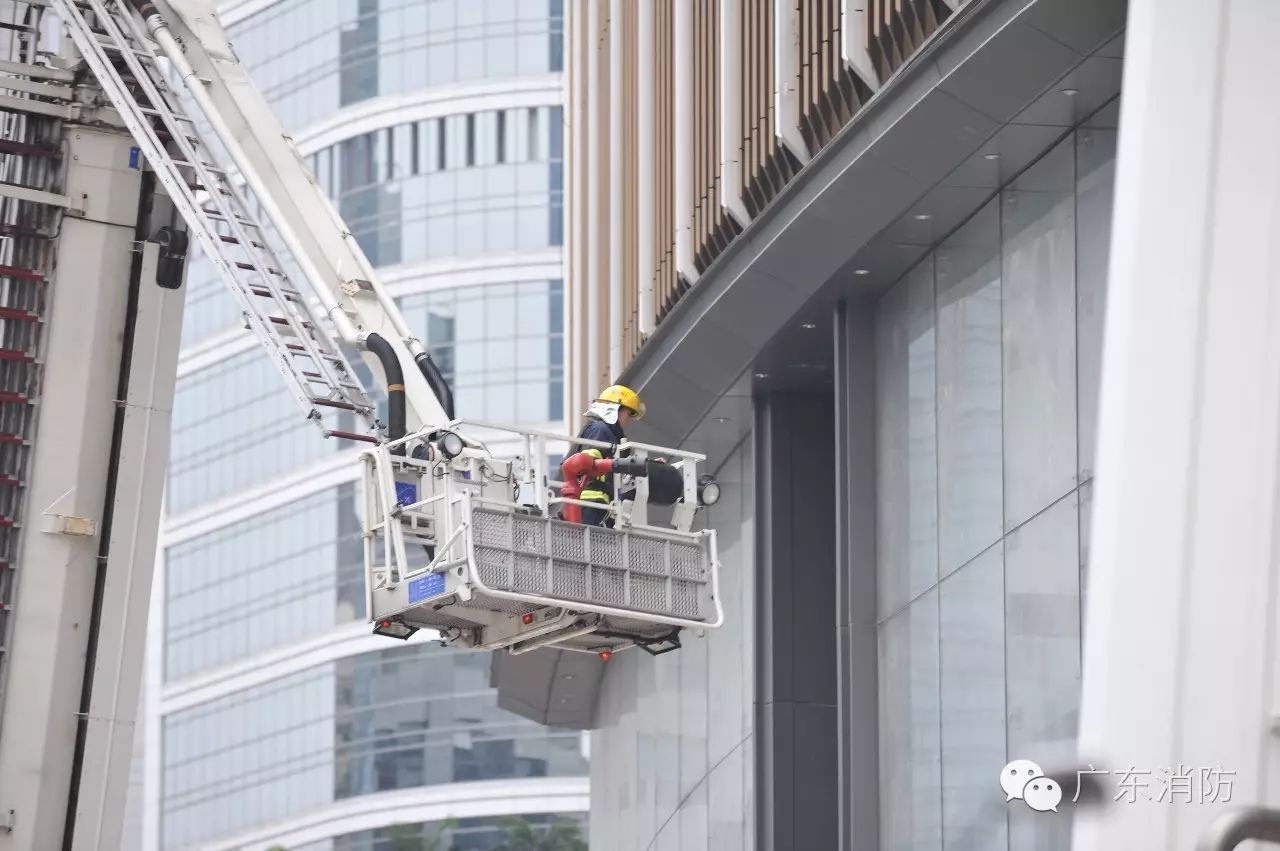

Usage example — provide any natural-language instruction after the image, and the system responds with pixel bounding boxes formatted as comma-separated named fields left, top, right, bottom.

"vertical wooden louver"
left=798, top=0, right=872, bottom=153
left=566, top=2, right=589, bottom=421
left=652, top=2, right=679, bottom=318
left=563, top=0, right=960, bottom=397
left=867, top=0, right=948, bottom=81
left=592, top=3, right=610, bottom=392
left=739, top=0, right=800, bottom=218
left=691, top=0, right=740, bottom=273
left=618, top=2, right=641, bottom=364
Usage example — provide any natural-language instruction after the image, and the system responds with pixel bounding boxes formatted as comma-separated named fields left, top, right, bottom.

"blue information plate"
left=395, top=481, right=417, bottom=505
left=407, top=571, right=446, bottom=604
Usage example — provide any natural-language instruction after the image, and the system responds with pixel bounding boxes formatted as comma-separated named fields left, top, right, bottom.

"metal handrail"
left=1198, top=807, right=1280, bottom=851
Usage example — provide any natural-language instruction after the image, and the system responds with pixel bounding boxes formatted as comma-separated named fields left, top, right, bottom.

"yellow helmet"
left=597, top=384, right=645, bottom=419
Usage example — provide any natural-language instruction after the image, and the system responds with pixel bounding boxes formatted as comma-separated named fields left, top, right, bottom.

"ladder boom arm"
left=145, top=0, right=450, bottom=431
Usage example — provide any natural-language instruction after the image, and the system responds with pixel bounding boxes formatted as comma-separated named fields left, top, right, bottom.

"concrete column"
left=1075, top=1, right=1280, bottom=849
left=833, top=301, right=879, bottom=851
left=0, top=123, right=141, bottom=851
left=755, top=390, right=838, bottom=851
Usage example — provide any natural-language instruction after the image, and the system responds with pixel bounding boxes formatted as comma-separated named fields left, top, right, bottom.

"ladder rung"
left=0, top=349, right=32, bottom=362
left=0, top=264, right=45, bottom=283
left=0, top=139, right=61, bottom=160
left=219, top=234, right=265, bottom=248
left=138, top=106, right=193, bottom=123
left=311, top=397, right=366, bottom=413
left=183, top=161, right=227, bottom=175
left=324, top=430, right=380, bottom=444
left=248, top=285, right=300, bottom=301
left=236, top=261, right=282, bottom=276
left=0, top=307, right=38, bottom=321
left=154, top=129, right=200, bottom=145
left=189, top=183, right=231, bottom=196
left=286, top=343, right=344, bottom=363
left=269, top=315, right=311, bottom=329
left=95, top=38, right=151, bottom=60
left=0, top=224, right=51, bottom=239
left=200, top=208, right=258, bottom=227
left=301, top=371, right=363, bottom=391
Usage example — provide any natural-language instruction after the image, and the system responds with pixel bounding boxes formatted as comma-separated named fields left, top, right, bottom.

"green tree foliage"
left=491, top=815, right=587, bottom=851
left=386, top=818, right=458, bottom=851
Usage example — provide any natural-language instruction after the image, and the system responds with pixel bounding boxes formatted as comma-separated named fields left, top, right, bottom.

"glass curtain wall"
left=161, top=643, right=588, bottom=848
left=874, top=120, right=1117, bottom=851
left=229, top=0, right=565, bottom=130
left=292, top=813, right=589, bottom=851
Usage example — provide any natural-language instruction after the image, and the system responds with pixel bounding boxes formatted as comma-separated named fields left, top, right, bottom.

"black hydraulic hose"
left=415, top=351, right=455, bottom=420
left=365, top=333, right=406, bottom=454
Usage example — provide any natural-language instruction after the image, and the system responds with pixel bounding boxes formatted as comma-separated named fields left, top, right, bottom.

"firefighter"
left=562, top=384, right=645, bottom=525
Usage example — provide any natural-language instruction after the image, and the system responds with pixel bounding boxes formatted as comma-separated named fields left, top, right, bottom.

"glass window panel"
left=940, top=544, right=1007, bottom=847
left=510, top=107, right=529, bottom=164
left=486, top=338, right=515, bottom=373
left=465, top=112, right=477, bottom=167
left=496, top=110, right=507, bottom=164
left=316, top=147, right=333, bottom=195
left=475, top=111, right=497, bottom=166
left=486, top=207, right=517, bottom=253
left=420, top=119, right=439, bottom=173
left=527, top=107, right=541, bottom=161
left=455, top=340, right=484, bottom=375
left=1075, top=125, right=1117, bottom=484
left=878, top=589, right=941, bottom=851
left=1005, top=492, right=1080, bottom=851
left=936, top=200, right=1003, bottom=576
left=485, top=288, right=516, bottom=336
left=1078, top=479, right=1093, bottom=645
left=163, top=487, right=361, bottom=682
left=875, top=256, right=938, bottom=619
left=1001, top=136, right=1078, bottom=529
left=455, top=211, right=485, bottom=255
left=393, top=123, right=414, bottom=179
left=167, top=352, right=333, bottom=513
left=374, top=130, right=392, bottom=183
left=549, top=106, right=564, bottom=160
left=445, top=115, right=467, bottom=169
left=516, top=285, right=548, bottom=335
left=489, top=31, right=518, bottom=77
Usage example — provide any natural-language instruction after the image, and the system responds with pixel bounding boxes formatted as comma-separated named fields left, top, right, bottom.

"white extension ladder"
left=52, top=0, right=381, bottom=443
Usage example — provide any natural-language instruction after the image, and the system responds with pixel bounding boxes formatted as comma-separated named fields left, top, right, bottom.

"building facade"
left=499, top=0, right=1128, bottom=849
left=143, top=1, right=584, bottom=848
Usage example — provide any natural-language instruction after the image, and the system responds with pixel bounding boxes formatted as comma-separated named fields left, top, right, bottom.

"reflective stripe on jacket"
left=567, top=416, right=624, bottom=504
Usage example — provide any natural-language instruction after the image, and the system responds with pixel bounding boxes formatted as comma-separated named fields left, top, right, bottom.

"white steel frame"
left=361, top=421, right=724, bottom=652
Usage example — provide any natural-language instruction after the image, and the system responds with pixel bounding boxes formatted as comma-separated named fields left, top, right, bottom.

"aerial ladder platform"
left=0, top=0, right=716, bottom=847
left=50, top=0, right=724, bottom=657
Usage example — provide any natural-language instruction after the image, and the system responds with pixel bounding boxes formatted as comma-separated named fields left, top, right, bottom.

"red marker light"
left=378, top=620, right=392, bottom=629
left=599, top=649, right=612, bottom=661
left=521, top=612, right=534, bottom=625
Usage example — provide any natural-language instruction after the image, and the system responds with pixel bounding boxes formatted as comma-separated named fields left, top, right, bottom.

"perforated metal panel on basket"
left=467, top=506, right=716, bottom=621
